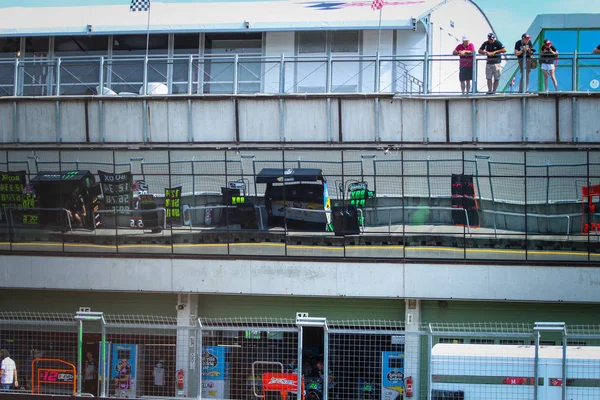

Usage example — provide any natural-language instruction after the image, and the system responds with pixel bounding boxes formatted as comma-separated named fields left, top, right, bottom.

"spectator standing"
left=514, top=33, right=535, bottom=92
left=593, top=44, right=600, bottom=54
left=0, top=349, right=18, bottom=390
left=478, top=33, right=506, bottom=94
left=540, top=39, right=559, bottom=91
left=453, top=36, right=475, bottom=94
left=83, top=352, right=98, bottom=395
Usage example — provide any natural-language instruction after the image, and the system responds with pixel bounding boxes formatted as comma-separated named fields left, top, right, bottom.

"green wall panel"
left=422, top=300, right=600, bottom=325
left=0, top=289, right=178, bottom=316
left=197, top=295, right=405, bottom=320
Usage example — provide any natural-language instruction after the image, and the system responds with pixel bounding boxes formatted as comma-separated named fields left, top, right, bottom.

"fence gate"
left=199, top=317, right=300, bottom=400
left=0, top=312, right=79, bottom=395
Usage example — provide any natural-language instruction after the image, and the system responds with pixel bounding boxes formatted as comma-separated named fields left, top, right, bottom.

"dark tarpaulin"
left=255, top=168, right=326, bottom=184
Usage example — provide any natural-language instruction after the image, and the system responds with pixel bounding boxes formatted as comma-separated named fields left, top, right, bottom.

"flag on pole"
left=130, top=0, right=150, bottom=12
left=510, top=76, right=516, bottom=86
left=371, top=0, right=384, bottom=10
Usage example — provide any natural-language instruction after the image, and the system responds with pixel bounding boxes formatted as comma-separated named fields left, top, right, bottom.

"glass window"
left=112, top=34, right=168, bottom=55
left=24, top=36, right=49, bottom=56
left=332, top=31, right=359, bottom=53
left=174, top=33, right=200, bottom=54
left=0, top=37, right=19, bottom=58
left=298, top=31, right=326, bottom=53
left=578, top=29, right=600, bottom=54
left=55, top=36, right=109, bottom=56
left=203, top=33, right=262, bottom=94
left=111, top=34, right=168, bottom=94
left=173, top=34, right=200, bottom=93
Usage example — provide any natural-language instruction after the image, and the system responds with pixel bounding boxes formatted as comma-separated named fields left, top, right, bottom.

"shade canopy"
left=0, top=0, right=448, bottom=36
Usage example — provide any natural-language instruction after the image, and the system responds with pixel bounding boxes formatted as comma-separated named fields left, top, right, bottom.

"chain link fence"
left=2, top=312, right=600, bottom=399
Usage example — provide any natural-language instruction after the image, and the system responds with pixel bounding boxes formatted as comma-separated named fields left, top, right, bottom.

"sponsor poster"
left=202, top=346, right=230, bottom=399
left=110, top=344, right=137, bottom=398
left=382, top=351, right=404, bottom=400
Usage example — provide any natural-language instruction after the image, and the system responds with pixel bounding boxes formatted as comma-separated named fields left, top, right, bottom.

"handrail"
left=92, top=208, right=167, bottom=232
left=363, top=205, right=471, bottom=235
left=7, top=207, right=72, bottom=232
left=184, top=204, right=265, bottom=231
left=482, top=210, right=580, bottom=239
left=3, top=51, right=598, bottom=96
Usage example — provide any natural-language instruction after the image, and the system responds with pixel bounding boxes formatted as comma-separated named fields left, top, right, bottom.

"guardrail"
left=92, top=208, right=167, bottom=232
left=1, top=52, right=599, bottom=96
left=363, top=205, right=472, bottom=235
left=7, top=206, right=72, bottom=232
left=184, top=204, right=266, bottom=231
left=482, top=210, right=580, bottom=239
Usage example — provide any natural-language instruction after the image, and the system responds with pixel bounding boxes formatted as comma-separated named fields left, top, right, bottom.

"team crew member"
left=478, top=33, right=506, bottom=94
left=453, top=36, right=475, bottom=94
left=0, top=349, right=18, bottom=390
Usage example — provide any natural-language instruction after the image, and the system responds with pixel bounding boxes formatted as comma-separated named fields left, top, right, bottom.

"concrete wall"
left=0, top=93, right=598, bottom=144
left=2, top=255, right=600, bottom=303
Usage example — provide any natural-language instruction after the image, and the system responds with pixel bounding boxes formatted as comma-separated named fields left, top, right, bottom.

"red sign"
left=502, top=377, right=531, bottom=385
left=262, top=373, right=301, bottom=392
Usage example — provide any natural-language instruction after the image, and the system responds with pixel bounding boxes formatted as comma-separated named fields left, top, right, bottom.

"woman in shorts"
left=540, top=39, right=558, bottom=91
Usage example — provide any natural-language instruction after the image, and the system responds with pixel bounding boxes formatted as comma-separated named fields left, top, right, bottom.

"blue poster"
left=110, top=344, right=137, bottom=398
left=381, top=351, right=404, bottom=400
left=202, top=346, right=230, bottom=398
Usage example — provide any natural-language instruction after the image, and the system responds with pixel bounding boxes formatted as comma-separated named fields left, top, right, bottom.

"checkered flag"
left=130, top=0, right=150, bottom=12
left=371, top=0, right=384, bottom=10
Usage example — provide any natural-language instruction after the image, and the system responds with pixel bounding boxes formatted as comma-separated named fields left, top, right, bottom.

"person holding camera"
left=540, top=39, right=558, bottom=91
left=478, top=33, right=506, bottom=94
left=514, top=33, right=535, bottom=92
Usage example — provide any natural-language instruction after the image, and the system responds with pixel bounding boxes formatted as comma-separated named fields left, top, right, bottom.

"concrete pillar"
left=404, top=299, right=422, bottom=399
left=176, top=293, right=198, bottom=397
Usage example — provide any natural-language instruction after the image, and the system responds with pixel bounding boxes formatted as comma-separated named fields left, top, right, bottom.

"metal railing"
left=1, top=52, right=599, bottom=96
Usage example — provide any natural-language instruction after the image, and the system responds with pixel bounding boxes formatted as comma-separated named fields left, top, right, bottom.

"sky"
left=473, top=0, right=596, bottom=45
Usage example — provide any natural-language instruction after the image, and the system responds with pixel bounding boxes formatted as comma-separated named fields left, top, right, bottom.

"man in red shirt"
left=453, top=36, right=475, bottom=94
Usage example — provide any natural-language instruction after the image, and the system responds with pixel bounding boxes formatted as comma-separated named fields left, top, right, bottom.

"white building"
left=0, top=0, right=494, bottom=95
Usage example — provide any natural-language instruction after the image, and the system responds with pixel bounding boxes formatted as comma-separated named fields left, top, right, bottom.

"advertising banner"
left=382, top=351, right=404, bottom=400
left=110, top=343, right=137, bottom=398
left=202, top=346, right=230, bottom=399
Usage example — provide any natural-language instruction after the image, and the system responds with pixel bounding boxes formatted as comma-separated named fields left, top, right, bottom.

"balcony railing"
left=0, top=52, right=598, bottom=97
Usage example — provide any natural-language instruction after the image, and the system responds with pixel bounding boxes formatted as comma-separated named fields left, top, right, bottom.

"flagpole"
left=376, top=7, right=382, bottom=56
left=145, top=0, right=151, bottom=59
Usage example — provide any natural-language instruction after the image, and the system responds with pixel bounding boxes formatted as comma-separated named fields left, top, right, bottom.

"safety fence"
left=0, top=52, right=599, bottom=97
left=1, top=148, right=599, bottom=262
left=1, top=312, right=600, bottom=399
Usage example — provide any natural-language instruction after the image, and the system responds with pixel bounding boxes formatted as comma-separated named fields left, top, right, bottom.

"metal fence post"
left=375, top=52, right=381, bottom=92
left=233, top=53, right=239, bottom=95
left=427, top=324, right=433, bottom=400
left=279, top=53, right=286, bottom=94
left=422, top=51, right=428, bottom=94
left=99, top=56, right=105, bottom=93
left=56, top=58, right=62, bottom=96
left=142, top=55, right=148, bottom=95
left=187, top=55, right=193, bottom=95
left=572, top=51, right=578, bottom=91
left=326, top=53, right=333, bottom=93
left=13, top=58, right=19, bottom=96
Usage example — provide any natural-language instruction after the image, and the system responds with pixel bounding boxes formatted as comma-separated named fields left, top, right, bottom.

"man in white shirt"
left=0, top=349, right=18, bottom=390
